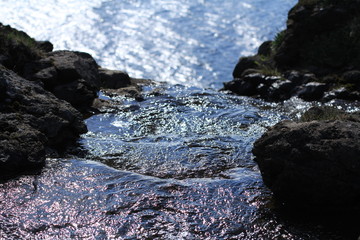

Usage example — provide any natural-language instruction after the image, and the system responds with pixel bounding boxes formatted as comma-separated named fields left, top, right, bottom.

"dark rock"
left=284, top=70, right=302, bottom=84
left=103, top=85, right=144, bottom=101
left=0, top=114, right=46, bottom=179
left=253, top=117, right=360, bottom=213
left=342, top=70, right=360, bottom=90
left=257, top=41, right=272, bottom=56
left=267, top=79, right=294, bottom=101
left=0, top=23, right=43, bottom=75
left=223, top=73, right=266, bottom=96
left=23, top=51, right=102, bottom=112
left=297, top=82, right=329, bottom=101
left=48, top=51, right=100, bottom=88
left=36, top=41, right=53, bottom=52
left=0, top=67, right=87, bottom=147
left=324, top=87, right=360, bottom=101
left=275, top=1, right=360, bottom=71
left=99, top=68, right=131, bottom=89
left=232, top=56, right=258, bottom=78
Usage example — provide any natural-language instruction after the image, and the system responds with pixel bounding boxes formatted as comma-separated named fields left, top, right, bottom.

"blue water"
left=1, top=1, right=359, bottom=239
left=0, top=0, right=296, bottom=88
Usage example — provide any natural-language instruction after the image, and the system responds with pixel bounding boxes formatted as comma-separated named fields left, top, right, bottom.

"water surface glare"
left=0, top=0, right=297, bottom=88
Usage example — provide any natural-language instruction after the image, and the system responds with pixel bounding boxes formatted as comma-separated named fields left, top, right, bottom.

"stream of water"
left=0, top=0, right=359, bottom=239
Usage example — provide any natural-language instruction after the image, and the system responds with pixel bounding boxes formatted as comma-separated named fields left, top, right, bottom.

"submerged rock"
left=253, top=109, right=360, bottom=213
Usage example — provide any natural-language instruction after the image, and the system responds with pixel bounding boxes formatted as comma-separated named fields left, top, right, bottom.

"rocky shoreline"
left=223, top=0, right=360, bottom=102
left=0, top=23, right=150, bottom=180
left=224, top=0, right=360, bottom=216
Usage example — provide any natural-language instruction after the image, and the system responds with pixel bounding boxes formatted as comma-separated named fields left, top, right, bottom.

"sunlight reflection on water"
left=0, top=0, right=297, bottom=88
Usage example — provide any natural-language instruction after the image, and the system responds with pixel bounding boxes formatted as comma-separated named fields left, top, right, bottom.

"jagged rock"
left=225, top=0, right=360, bottom=102
left=0, top=67, right=87, bottom=147
left=253, top=113, right=360, bottom=213
left=23, top=50, right=101, bottom=112
left=99, top=68, right=131, bottom=89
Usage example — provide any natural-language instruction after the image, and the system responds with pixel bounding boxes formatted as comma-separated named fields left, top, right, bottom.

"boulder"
left=0, top=67, right=87, bottom=147
left=23, top=50, right=101, bottom=112
left=253, top=113, right=360, bottom=213
left=99, top=68, right=131, bottom=89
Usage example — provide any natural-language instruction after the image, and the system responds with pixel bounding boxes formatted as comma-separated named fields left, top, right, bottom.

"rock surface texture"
left=0, top=66, right=87, bottom=178
left=224, top=0, right=360, bottom=102
left=253, top=111, right=360, bottom=213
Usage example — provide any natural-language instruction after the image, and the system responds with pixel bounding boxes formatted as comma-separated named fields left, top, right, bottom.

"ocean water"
left=1, top=1, right=359, bottom=239
left=0, top=0, right=296, bottom=89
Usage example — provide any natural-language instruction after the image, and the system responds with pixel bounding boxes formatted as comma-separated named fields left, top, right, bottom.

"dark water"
left=1, top=84, right=359, bottom=239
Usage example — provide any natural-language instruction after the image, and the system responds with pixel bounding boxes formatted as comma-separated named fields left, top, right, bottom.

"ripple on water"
left=82, top=85, right=284, bottom=179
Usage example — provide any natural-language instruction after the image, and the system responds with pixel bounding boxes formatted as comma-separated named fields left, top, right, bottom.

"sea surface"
left=0, top=0, right=359, bottom=239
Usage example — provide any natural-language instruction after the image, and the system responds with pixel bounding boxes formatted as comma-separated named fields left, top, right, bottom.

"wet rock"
left=99, top=68, right=131, bottom=89
left=342, top=70, right=360, bottom=90
left=253, top=114, right=360, bottom=213
left=297, top=82, right=329, bottom=101
left=267, top=79, right=294, bottom=101
left=223, top=73, right=266, bottom=96
left=324, top=87, right=360, bottom=101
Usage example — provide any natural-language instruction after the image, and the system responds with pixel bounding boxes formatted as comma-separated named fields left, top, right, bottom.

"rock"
left=342, top=70, right=360, bottom=90
left=0, top=23, right=42, bottom=75
left=225, top=0, right=360, bottom=102
left=36, top=41, right=53, bottom=52
left=0, top=114, right=46, bottom=179
left=267, top=79, right=295, bottom=101
left=324, top=87, right=360, bottom=101
left=99, top=68, right=131, bottom=89
left=253, top=115, right=360, bottom=213
left=257, top=41, right=272, bottom=56
left=223, top=73, right=266, bottom=96
left=23, top=50, right=101, bottom=112
left=297, top=82, right=329, bottom=101
left=232, top=56, right=258, bottom=78
left=0, top=67, right=87, bottom=147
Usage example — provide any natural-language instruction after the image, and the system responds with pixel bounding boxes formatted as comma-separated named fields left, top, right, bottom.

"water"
left=1, top=1, right=359, bottom=239
left=0, top=0, right=296, bottom=89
